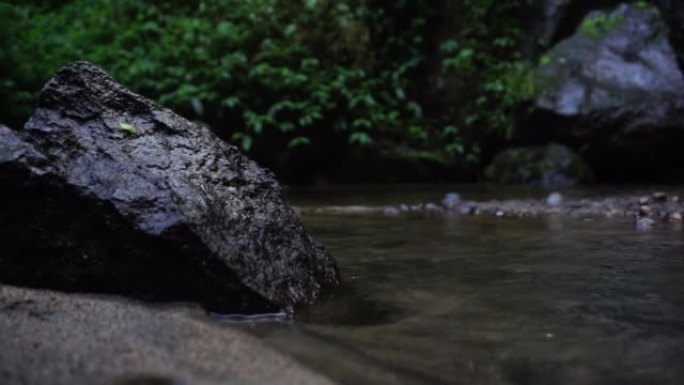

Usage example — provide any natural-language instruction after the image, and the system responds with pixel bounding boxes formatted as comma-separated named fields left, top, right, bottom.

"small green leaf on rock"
left=119, top=122, right=137, bottom=134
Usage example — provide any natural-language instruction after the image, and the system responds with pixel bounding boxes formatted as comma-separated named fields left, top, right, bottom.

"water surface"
left=234, top=186, right=684, bottom=385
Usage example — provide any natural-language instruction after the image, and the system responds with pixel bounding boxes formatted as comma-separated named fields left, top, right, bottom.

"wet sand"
left=0, top=285, right=336, bottom=385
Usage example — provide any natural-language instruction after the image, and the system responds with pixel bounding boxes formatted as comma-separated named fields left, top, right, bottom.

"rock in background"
left=526, top=3, right=684, bottom=181
left=0, top=62, right=339, bottom=313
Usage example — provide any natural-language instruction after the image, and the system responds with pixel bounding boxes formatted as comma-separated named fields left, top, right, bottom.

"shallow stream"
left=234, top=185, right=684, bottom=385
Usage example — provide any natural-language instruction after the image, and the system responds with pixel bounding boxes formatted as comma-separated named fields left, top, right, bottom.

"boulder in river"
left=0, top=62, right=340, bottom=313
left=527, top=3, right=684, bottom=181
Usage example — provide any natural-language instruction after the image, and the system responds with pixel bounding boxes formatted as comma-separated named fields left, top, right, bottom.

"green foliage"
left=0, top=0, right=538, bottom=181
left=632, top=0, right=659, bottom=12
left=438, top=0, right=534, bottom=165
left=1, top=0, right=435, bottom=166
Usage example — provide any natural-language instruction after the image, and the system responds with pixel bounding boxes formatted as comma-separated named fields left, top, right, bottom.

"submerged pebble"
left=546, top=192, right=563, bottom=207
left=441, top=193, right=461, bottom=210
left=635, top=217, right=655, bottom=231
left=639, top=205, right=652, bottom=217
left=666, top=212, right=682, bottom=222
left=383, top=206, right=401, bottom=216
left=652, top=192, right=668, bottom=202
left=424, top=202, right=444, bottom=215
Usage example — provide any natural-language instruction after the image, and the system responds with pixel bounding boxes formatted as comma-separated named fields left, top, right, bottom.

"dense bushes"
left=0, top=0, right=533, bottom=183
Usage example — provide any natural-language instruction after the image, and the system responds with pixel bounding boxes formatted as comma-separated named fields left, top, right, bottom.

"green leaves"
left=304, top=0, right=318, bottom=10
left=3, top=0, right=534, bottom=178
left=442, top=48, right=475, bottom=71
left=231, top=132, right=253, bottom=152
left=288, top=136, right=310, bottom=148
left=440, top=39, right=459, bottom=54
left=349, top=132, right=373, bottom=146
left=437, top=0, right=535, bottom=153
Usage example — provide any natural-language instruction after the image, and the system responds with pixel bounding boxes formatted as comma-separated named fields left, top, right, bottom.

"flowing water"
left=233, top=185, right=684, bottom=385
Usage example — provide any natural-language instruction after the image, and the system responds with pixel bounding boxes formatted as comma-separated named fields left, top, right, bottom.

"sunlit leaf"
left=349, top=132, right=373, bottom=146
left=305, top=0, right=318, bottom=10
left=232, top=132, right=253, bottom=152
left=288, top=136, right=310, bottom=148
left=119, top=122, right=136, bottom=134
left=190, top=97, right=204, bottom=116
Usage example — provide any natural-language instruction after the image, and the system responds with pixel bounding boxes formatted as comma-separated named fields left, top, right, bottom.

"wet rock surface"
left=0, top=62, right=339, bottom=313
left=0, top=285, right=335, bottom=385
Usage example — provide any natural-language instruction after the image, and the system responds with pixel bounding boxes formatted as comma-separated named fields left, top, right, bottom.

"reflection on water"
left=235, top=187, right=684, bottom=385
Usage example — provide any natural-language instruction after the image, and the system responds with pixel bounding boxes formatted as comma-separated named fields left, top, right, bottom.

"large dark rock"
left=0, top=62, right=339, bottom=313
left=527, top=3, right=684, bottom=181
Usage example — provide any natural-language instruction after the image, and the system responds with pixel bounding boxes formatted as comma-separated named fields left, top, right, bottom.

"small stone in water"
left=546, top=192, right=563, bottom=207
left=424, top=202, right=444, bottom=215
left=638, top=196, right=650, bottom=205
left=635, top=217, right=655, bottom=231
left=496, top=210, right=505, bottom=217
left=383, top=207, right=401, bottom=216
left=638, top=205, right=652, bottom=217
left=652, top=192, right=668, bottom=202
left=441, top=193, right=461, bottom=210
